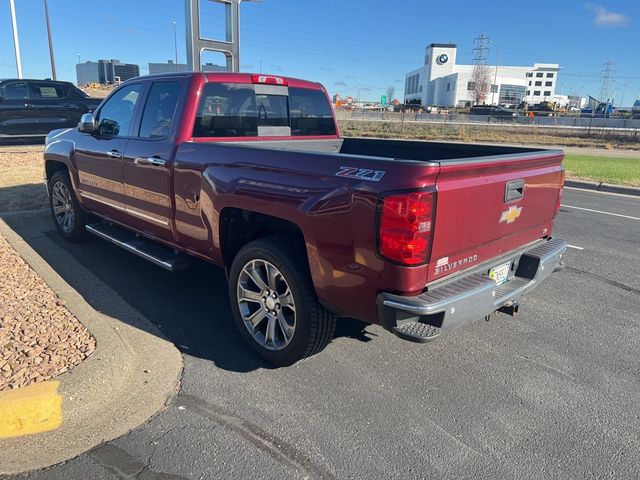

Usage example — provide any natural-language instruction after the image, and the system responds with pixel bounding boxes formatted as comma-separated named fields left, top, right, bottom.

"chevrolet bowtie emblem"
left=500, top=205, right=522, bottom=224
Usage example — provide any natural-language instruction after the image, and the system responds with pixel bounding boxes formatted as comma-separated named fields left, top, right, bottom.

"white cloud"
left=585, top=3, right=630, bottom=27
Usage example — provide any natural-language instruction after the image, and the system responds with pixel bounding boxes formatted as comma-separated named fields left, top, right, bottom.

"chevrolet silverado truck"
left=44, top=72, right=566, bottom=366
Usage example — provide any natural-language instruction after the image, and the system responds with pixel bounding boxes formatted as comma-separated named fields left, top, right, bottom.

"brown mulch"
left=0, top=233, right=96, bottom=391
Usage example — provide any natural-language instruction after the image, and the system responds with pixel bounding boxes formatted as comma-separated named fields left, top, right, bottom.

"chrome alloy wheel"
left=237, top=259, right=296, bottom=351
left=51, top=181, right=75, bottom=234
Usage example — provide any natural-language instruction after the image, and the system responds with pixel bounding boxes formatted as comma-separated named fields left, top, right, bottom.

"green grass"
left=563, top=154, right=640, bottom=187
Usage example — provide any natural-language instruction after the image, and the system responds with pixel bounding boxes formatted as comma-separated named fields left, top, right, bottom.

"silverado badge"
left=499, top=205, right=522, bottom=224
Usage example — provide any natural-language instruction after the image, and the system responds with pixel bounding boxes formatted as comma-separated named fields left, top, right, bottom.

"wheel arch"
left=219, top=207, right=308, bottom=270
left=45, top=159, right=69, bottom=184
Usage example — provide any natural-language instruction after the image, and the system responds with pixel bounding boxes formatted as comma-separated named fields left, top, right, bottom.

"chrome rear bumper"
left=377, top=238, right=567, bottom=334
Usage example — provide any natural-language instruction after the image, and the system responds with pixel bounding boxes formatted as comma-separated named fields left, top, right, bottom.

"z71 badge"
left=335, top=166, right=385, bottom=182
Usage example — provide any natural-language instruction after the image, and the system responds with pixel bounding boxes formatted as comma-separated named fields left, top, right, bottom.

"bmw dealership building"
left=405, top=43, right=560, bottom=107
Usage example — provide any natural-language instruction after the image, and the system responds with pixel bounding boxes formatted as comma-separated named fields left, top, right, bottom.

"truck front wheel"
left=48, top=170, right=89, bottom=242
left=228, top=237, right=336, bottom=367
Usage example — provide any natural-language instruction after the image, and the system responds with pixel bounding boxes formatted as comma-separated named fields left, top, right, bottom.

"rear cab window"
left=193, top=79, right=335, bottom=139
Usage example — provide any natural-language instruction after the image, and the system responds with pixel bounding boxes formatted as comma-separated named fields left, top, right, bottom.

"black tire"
left=228, top=237, right=336, bottom=367
left=48, top=170, right=89, bottom=242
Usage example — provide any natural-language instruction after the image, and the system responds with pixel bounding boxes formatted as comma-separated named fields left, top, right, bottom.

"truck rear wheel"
left=228, top=237, right=336, bottom=367
left=48, top=170, right=89, bottom=242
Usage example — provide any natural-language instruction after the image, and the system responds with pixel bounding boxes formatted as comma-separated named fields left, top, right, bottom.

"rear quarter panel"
left=173, top=142, right=439, bottom=323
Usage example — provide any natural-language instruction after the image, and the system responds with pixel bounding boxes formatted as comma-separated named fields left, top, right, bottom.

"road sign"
left=380, top=95, right=387, bottom=106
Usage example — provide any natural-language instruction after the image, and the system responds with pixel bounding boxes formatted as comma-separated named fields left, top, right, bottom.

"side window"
left=30, top=84, right=65, bottom=99
left=64, top=85, right=87, bottom=98
left=2, top=82, right=29, bottom=100
left=138, top=81, right=180, bottom=138
left=193, top=83, right=257, bottom=137
left=96, top=84, right=142, bottom=137
left=289, top=87, right=336, bottom=136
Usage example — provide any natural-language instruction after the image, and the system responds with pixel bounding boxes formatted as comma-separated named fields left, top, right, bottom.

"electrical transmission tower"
left=470, top=32, right=491, bottom=105
left=598, top=60, right=614, bottom=103
left=472, top=32, right=489, bottom=65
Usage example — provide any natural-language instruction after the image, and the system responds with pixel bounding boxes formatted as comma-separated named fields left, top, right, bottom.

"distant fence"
left=335, top=111, right=640, bottom=132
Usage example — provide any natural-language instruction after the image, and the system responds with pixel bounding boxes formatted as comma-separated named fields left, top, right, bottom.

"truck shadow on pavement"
left=2, top=212, right=374, bottom=373
left=0, top=184, right=49, bottom=214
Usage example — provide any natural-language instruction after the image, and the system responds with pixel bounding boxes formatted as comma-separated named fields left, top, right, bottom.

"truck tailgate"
left=428, top=150, right=564, bottom=283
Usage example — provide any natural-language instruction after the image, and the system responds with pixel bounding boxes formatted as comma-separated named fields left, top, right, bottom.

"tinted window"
left=256, top=94, right=289, bottom=127
left=65, top=84, right=88, bottom=98
left=2, top=82, right=29, bottom=99
left=30, top=84, right=65, bottom=99
left=96, top=84, right=142, bottom=137
left=138, top=81, right=180, bottom=138
left=289, top=87, right=336, bottom=136
left=194, top=83, right=257, bottom=137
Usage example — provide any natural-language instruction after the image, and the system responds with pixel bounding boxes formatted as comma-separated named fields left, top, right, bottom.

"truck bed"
left=222, top=136, right=549, bottom=163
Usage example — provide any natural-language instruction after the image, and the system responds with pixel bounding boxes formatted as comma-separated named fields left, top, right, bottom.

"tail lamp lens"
left=378, top=191, right=436, bottom=265
left=555, top=169, right=565, bottom=216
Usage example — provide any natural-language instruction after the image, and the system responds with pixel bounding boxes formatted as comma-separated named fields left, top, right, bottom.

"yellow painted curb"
left=0, top=381, right=62, bottom=438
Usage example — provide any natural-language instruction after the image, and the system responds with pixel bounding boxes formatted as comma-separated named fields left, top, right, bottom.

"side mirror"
left=78, top=113, right=96, bottom=133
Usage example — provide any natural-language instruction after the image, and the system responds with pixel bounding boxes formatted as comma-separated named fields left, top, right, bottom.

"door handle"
left=505, top=179, right=525, bottom=202
left=134, top=157, right=166, bottom=167
left=63, top=104, right=74, bottom=109
left=107, top=150, right=123, bottom=158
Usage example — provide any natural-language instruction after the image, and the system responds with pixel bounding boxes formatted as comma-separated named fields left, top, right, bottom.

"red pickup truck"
left=44, top=72, right=566, bottom=366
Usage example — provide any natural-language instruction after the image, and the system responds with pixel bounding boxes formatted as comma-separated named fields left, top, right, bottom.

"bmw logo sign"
left=437, top=54, right=449, bottom=65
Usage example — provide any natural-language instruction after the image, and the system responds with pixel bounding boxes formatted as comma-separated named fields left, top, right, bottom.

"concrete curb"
left=0, top=211, right=183, bottom=475
left=565, top=179, right=640, bottom=197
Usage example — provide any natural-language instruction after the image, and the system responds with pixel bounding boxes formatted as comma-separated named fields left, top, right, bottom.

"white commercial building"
left=405, top=43, right=561, bottom=107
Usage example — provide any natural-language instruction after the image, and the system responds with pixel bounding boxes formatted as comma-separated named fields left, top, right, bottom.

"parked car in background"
left=469, top=106, right=519, bottom=117
left=632, top=99, right=640, bottom=119
left=0, top=79, right=102, bottom=139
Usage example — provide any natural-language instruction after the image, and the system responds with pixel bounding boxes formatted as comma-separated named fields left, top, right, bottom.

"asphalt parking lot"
left=6, top=187, right=640, bottom=480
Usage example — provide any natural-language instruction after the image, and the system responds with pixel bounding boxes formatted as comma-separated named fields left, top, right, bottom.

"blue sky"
left=1, top=0, right=639, bottom=105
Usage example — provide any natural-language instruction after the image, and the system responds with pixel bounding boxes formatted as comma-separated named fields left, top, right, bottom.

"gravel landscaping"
left=0, top=232, right=96, bottom=391
left=0, top=147, right=47, bottom=213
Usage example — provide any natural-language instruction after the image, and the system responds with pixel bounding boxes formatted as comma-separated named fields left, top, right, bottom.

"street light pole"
left=172, top=21, right=178, bottom=71
left=487, top=39, right=499, bottom=105
left=44, top=0, right=57, bottom=79
left=9, top=0, right=23, bottom=78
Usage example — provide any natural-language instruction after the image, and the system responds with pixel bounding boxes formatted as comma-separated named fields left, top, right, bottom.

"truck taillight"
left=555, top=169, right=566, bottom=217
left=378, top=191, right=436, bottom=266
left=251, top=74, right=288, bottom=86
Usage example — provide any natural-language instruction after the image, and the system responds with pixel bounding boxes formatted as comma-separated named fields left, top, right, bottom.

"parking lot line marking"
left=561, top=204, right=640, bottom=221
left=564, top=186, right=640, bottom=199
left=567, top=244, right=584, bottom=250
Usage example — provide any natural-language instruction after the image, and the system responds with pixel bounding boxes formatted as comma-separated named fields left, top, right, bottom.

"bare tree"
left=386, top=86, right=395, bottom=102
left=470, top=64, right=491, bottom=105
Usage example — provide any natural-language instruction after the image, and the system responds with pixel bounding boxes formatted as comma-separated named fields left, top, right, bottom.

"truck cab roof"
left=128, top=71, right=324, bottom=91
